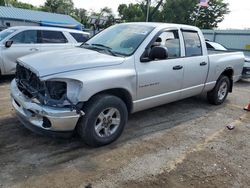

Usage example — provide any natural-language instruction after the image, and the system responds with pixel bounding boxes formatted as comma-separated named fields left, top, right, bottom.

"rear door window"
left=11, top=30, right=38, bottom=44
left=41, top=31, right=68, bottom=43
left=182, top=31, right=202, bottom=57
left=70, top=32, right=89, bottom=43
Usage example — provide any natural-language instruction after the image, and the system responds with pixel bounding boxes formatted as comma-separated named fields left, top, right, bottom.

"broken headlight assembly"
left=45, top=81, right=67, bottom=101
left=16, top=64, right=83, bottom=110
left=44, top=79, right=83, bottom=107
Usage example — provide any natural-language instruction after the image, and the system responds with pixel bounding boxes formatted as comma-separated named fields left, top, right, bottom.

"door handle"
left=200, top=62, right=207, bottom=66
left=173, top=65, right=183, bottom=70
left=30, top=48, right=39, bottom=51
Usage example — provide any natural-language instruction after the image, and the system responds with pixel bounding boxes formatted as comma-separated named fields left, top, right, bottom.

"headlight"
left=44, top=79, right=82, bottom=105
left=66, top=79, right=83, bottom=103
left=45, top=81, right=67, bottom=100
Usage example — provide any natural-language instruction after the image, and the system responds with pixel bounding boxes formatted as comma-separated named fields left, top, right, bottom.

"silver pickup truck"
left=10, top=23, right=245, bottom=146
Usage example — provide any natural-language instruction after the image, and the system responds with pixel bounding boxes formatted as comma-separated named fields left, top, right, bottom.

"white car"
left=0, top=26, right=90, bottom=76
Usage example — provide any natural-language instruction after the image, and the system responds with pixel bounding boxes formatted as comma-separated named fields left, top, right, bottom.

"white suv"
left=0, top=26, right=90, bottom=75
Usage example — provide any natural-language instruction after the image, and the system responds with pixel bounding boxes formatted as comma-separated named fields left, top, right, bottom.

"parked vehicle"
left=205, top=41, right=227, bottom=51
left=10, top=23, right=245, bottom=146
left=0, top=26, right=90, bottom=76
left=206, top=40, right=250, bottom=79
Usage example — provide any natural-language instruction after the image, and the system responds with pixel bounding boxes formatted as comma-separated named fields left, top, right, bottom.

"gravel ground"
left=0, top=76, right=249, bottom=188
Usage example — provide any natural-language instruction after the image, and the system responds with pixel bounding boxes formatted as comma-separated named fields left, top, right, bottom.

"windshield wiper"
left=91, top=43, right=118, bottom=56
left=92, top=43, right=112, bottom=49
left=81, top=43, right=118, bottom=56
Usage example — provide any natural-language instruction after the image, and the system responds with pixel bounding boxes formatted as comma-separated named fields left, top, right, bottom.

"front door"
left=135, top=29, right=184, bottom=111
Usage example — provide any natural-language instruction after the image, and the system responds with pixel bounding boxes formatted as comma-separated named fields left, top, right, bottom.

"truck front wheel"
left=77, top=94, right=128, bottom=147
left=207, top=75, right=230, bottom=105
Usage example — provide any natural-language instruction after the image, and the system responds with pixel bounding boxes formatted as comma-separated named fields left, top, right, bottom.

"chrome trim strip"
left=133, top=84, right=205, bottom=104
left=205, top=81, right=216, bottom=86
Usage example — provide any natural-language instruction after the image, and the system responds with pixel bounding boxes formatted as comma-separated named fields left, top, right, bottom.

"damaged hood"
left=18, top=47, right=125, bottom=77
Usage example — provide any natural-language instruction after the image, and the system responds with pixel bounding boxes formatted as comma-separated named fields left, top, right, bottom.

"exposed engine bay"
left=15, top=63, right=82, bottom=111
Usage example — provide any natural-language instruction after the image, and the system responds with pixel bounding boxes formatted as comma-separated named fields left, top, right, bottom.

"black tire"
left=77, top=94, right=128, bottom=147
left=207, top=75, right=230, bottom=105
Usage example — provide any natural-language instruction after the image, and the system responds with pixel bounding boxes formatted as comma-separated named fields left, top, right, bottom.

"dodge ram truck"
left=10, top=23, right=245, bottom=147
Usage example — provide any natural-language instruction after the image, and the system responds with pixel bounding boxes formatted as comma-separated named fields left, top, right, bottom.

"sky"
left=18, top=0, right=250, bottom=29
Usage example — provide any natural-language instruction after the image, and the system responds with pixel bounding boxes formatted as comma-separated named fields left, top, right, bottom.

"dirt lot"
left=0, top=76, right=250, bottom=188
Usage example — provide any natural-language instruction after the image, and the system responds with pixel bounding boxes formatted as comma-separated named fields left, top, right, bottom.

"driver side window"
left=151, top=30, right=181, bottom=59
left=11, top=30, right=38, bottom=44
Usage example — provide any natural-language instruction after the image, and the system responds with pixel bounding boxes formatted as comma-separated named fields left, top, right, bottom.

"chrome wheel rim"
left=94, top=108, right=121, bottom=138
left=218, top=81, right=228, bottom=100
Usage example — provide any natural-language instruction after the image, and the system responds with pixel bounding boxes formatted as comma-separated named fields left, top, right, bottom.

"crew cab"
left=0, top=26, right=89, bottom=76
left=10, top=23, right=245, bottom=147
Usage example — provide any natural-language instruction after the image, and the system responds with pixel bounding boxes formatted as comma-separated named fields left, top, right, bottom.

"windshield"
left=0, top=29, right=17, bottom=42
left=83, top=24, right=155, bottom=56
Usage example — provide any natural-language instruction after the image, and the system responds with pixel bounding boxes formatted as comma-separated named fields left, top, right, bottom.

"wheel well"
left=89, top=88, right=133, bottom=113
left=221, top=68, right=233, bottom=92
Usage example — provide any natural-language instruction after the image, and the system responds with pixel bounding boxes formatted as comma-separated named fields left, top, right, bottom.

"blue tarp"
left=40, top=21, right=82, bottom=30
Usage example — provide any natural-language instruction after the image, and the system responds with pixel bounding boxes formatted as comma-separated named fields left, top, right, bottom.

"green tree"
left=0, top=0, right=5, bottom=6
left=161, top=0, right=229, bottom=28
left=43, top=0, right=74, bottom=15
left=162, top=0, right=197, bottom=25
left=118, top=0, right=229, bottom=29
left=118, top=3, right=144, bottom=22
left=3, top=0, right=36, bottom=9
left=118, top=1, right=164, bottom=22
left=74, top=8, right=88, bottom=24
left=192, top=0, right=230, bottom=29
left=89, top=7, right=115, bottom=28
left=100, top=7, right=115, bottom=27
left=142, top=0, right=164, bottom=21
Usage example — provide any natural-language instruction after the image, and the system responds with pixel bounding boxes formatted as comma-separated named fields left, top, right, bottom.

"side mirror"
left=5, top=40, right=13, bottom=48
left=149, top=46, right=168, bottom=60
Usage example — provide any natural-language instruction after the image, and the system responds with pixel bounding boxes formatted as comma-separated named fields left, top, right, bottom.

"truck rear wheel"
left=77, top=94, right=128, bottom=147
left=207, top=75, right=230, bottom=105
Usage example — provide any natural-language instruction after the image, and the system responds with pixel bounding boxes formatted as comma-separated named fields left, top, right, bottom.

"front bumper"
left=242, top=66, right=250, bottom=78
left=10, top=80, right=80, bottom=136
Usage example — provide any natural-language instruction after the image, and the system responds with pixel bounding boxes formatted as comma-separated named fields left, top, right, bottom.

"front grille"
left=16, top=64, right=45, bottom=101
left=15, top=64, right=68, bottom=107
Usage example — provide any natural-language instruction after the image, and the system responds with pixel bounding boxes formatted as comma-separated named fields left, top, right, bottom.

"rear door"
left=180, top=29, right=209, bottom=98
left=1, top=30, right=40, bottom=74
left=39, top=30, right=74, bottom=52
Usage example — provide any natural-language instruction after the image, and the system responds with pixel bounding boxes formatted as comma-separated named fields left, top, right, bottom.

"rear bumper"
left=10, top=80, right=80, bottom=135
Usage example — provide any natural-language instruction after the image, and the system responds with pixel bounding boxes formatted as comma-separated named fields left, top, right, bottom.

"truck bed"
left=207, top=50, right=245, bottom=83
left=207, top=49, right=237, bottom=55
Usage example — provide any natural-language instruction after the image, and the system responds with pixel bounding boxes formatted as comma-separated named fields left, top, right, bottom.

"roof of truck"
left=121, top=22, right=200, bottom=31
